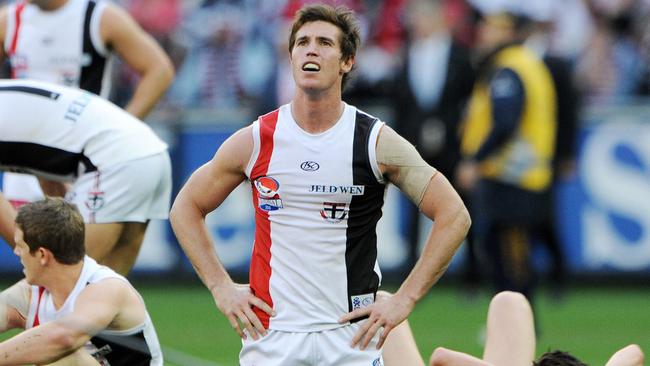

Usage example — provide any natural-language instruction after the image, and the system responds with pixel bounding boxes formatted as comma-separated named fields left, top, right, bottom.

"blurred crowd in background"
left=94, top=0, right=650, bottom=116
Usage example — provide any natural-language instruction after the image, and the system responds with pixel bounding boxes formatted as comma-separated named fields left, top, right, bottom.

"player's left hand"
left=338, top=291, right=415, bottom=350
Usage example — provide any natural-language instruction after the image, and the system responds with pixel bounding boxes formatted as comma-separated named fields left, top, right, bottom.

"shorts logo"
left=85, top=190, right=105, bottom=212
left=254, top=176, right=283, bottom=211
left=320, top=202, right=348, bottom=223
left=351, top=293, right=374, bottom=311
left=300, top=161, right=320, bottom=171
left=372, top=357, right=383, bottom=366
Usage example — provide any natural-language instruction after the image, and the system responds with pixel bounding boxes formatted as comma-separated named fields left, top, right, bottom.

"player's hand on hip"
left=338, top=291, right=415, bottom=350
left=211, top=282, right=274, bottom=340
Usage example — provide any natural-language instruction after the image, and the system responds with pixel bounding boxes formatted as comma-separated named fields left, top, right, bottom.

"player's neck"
left=44, top=261, right=84, bottom=310
left=32, top=0, right=68, bottom=11
left=291, top=91, right=345, bottom=134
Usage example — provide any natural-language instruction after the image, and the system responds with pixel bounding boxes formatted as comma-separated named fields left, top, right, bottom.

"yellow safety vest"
left=461, top=45, right=556, bottom=191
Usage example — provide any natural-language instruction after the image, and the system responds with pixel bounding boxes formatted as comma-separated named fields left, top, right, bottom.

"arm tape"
left=0, top=280, right=30, bottom=321
left=0, top=300, right=6, bottom=331
left=376, top=126, right=437, bottom=207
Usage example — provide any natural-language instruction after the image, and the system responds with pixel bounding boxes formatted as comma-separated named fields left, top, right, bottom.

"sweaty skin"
left=377, top=126, right=437, bottom=206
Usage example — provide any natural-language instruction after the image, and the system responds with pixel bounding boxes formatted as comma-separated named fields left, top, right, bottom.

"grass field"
left=2, top=282, right=648, bottom=365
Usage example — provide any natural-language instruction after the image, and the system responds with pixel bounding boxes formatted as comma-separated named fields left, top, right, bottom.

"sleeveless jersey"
left=244, top=103, right=387, bottom=332
left=0, top=79, right=167, bottom=181
left=4, top=0, right=113, bottom=97
left=26, top=256, right=163, bottom=365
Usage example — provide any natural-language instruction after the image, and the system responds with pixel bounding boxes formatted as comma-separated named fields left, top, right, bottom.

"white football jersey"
left=0, top=79, right=167, bottom=181
left=244, top=103, right=387, bottom=332
left=3, top=0, right=113, bottom=97
left=26, top=256, right=163, bottom=365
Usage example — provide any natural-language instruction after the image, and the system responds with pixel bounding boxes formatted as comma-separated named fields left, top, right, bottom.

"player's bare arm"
left=170, top=126, right=274, bottom=341
left=0, top=192, right=16, bottom=247
left=100, top=3, right=174, bottom=119
left=340, top=125, right=470, bottom=350
left=429, top=347, right=494, bottom=366
left=605, top=344, right=645, bottom=366
left=0, top=279, right=125, bottom=365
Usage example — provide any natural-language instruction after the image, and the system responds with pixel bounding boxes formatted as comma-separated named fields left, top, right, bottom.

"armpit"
left=376, top=126, right=437, bottom=206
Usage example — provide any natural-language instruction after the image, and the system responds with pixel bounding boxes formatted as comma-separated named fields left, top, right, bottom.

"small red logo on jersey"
left=254, top=176, right=283, bottom=211
left=254, top=176, right=280, bottom=198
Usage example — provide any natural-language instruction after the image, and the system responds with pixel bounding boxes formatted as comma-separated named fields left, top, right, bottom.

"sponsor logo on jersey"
left=309, top=184, right=364, bottom=195
left=85, top=190, right=105, bottom=211
left=351, top=293, right=374, bottom=311
left=300, top=161, right=320, bottom=171
left=254, top=176, right=283, bottom=211
left=320, top=202, right=348, bottom=223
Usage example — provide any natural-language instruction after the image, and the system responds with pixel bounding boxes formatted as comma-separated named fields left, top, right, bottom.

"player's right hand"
left=210, top=282, right=274, bottom=340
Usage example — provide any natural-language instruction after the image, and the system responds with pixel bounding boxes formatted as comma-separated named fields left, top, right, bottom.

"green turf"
left=2, top=283, right=648, bottom=365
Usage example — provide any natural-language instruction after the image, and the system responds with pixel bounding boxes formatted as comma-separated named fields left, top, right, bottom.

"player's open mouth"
left=302, top=62, right=320, bottom=72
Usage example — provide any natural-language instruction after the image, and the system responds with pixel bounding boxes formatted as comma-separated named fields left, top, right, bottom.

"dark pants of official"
left=472, top=179, right=548, bottom=304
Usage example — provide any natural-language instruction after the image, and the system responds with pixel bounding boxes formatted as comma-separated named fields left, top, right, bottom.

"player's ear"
left=340, top=55, right=354, bottom=74
left=38, top=247, right=53, bottom=265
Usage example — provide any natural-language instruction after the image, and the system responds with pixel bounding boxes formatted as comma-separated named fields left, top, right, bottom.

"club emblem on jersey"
left=254, top=176, right=283, bottom=211
left=320, top=202, right=348, bottom=223
left=85, top=190, right=105, bottom=212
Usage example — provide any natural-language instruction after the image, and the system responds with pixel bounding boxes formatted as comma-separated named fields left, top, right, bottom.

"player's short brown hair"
left=288, top=4, right=361, bottom=89
left=15, top=197, right=85, bottom=264
left=533, top=350, right=589, bottom=366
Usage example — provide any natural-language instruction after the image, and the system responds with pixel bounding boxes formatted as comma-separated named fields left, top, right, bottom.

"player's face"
left=290, top=21, right=354, bottom=95
left=13, top=228, right=42, bottom=284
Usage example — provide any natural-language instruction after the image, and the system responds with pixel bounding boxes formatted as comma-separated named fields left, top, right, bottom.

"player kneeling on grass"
left=0, top=198, right=163, bottom=366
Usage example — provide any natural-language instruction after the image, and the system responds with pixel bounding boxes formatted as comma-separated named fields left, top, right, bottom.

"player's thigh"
left=100, top=221, right=149, bottom=276
left=482, top=292, right=535, bottom=366
left=45, top=348, right=100, bottom=366
left=383, top=320, right=425, bottom=366
left=84, top=222, right=124, bottom=261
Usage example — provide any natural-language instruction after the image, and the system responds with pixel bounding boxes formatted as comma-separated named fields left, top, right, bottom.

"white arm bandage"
left=0, top=300, right=7, bottom=331
left=376, top=125, right=437, bottom=207
left=0, top=280, right=31, bottom=323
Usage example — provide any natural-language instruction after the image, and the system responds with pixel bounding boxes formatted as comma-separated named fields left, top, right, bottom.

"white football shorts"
left=66, top=152, right=172, bottom=224
left=240, top=323, right=384, bottom=366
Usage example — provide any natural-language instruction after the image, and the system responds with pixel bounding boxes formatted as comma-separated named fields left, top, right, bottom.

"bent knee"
left=429, top=347, right=452, bottom=366
left=623, top=344, right=645, bottom=364
left=490, top=291, right=530, bottom=313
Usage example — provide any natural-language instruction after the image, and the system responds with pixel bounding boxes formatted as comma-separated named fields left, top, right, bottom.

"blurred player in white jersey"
left=0, top=79, right=171, bottom=275
left=171, top=4, right=470, bottom=365
left=0, top=198, right=163, bottom=365
left=0, top=0, right=174, bottom=208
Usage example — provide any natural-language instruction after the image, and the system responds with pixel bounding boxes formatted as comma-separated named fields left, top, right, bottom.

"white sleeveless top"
left=0, top=79, right=167, bottom=181
left=26, top=256, right=163, bottom=365
left=244, top=103, right=387, bottom=332
left=3, top=0, right=113, bottom=97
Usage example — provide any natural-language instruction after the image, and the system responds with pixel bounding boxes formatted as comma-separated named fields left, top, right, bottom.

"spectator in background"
left=168, top=0, right=249, bottom=111
left=392, top=0, right=475, bottom=279
left=457, top=11, right=556, bottom=306
left=0, top=0, right=174, bottom=207
left=575, top=2, right=644, bottom=104
left=521, top=0, right=582, bottom=298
